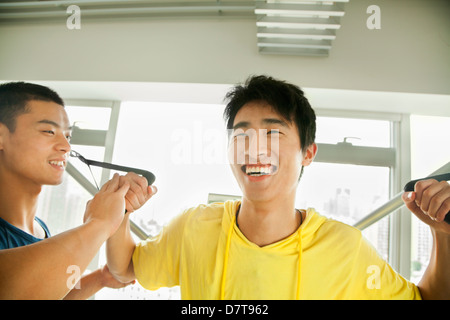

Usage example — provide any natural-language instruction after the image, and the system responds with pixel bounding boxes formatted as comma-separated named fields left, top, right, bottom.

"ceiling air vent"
left=255, top=0, right=349, bottom=56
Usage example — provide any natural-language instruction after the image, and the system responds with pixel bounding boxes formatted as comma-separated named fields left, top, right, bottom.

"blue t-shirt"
left=0, top=216, right=51, bottom=250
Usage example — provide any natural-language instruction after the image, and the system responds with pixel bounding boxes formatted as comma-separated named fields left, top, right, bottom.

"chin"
left=43, top=176, right=65, bottom=186
left=242, top=187, right=274, bottom=202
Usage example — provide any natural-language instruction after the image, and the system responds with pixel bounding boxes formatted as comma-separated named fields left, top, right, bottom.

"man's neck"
left=237, top=196, right=302, bottom=247
left=0, top=169, right=42, bottom=236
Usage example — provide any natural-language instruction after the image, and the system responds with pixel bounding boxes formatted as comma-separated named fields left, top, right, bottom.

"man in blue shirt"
left=0, top=82, right=153, bottom=299
left=0, top=216, right=50, bottom=249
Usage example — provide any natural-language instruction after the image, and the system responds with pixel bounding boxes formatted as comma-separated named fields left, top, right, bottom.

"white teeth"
left=49, top=161, right=65, bottom=167
left=245, top=166, right=271, bottom=176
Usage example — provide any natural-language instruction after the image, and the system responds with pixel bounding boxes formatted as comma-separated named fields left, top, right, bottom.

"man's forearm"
left=106, top=214, right=137, bottom=283
left=0, top=220, right=110, bottom=299
left=63, top=270, right=104, bottom=300
left=418, top=230, right=450, bottom=300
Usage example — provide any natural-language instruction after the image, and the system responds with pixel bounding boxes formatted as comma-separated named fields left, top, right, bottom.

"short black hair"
left=0, top=82, right=65, bottom=132
left=223, top=75, right=316, bottom=152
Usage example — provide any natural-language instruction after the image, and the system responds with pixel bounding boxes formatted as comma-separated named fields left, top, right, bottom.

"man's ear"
left=301, top=143, right=318, bottom=167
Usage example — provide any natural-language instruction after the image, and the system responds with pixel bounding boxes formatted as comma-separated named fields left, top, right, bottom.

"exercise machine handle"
left=404, top=173, right=450, bottom=224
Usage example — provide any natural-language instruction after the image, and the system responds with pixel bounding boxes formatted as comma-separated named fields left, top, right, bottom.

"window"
left=316, top=116, right=391, bottom=148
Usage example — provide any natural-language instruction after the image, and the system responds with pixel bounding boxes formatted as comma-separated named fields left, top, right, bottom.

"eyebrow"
left=232, top=121, right=251, bottom=130
left=262, top=118, right=289, bottom=127
left=37, top=119, right=72, bottom=130
left=232, top=118, right=289, bottom=130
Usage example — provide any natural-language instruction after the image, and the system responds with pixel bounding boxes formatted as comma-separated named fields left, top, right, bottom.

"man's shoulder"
left=305, top=210, right=363, bottom=244
left=0, top=216, right=50, bottom=250
left=183, top=201, right=236, bottom=221
left=175, top=200, right=239, bottom=233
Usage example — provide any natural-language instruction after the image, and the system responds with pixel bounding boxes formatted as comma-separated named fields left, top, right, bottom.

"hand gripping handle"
left=403, top=173, right=450, bottom=224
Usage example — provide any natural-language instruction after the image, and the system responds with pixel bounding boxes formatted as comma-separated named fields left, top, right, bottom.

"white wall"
left=0, top=0, right=449, bottom=96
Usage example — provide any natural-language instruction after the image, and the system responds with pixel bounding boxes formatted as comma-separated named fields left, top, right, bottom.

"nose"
left=56, top=132, right=71, bottom=154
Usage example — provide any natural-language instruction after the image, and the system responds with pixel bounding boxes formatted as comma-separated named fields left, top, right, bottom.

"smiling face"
left=228, top=101, right=317, bottom=203
left=0, top=100, right=72, bottom=187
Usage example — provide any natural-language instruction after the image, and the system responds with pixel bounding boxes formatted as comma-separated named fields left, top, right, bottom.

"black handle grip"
left=70, top=150, right=156, bottom=185
left=86, top=159, right=156, bottom=186
left=404, top=173, right=450, bottom=224
left=70, top=150, right=156, bottom=215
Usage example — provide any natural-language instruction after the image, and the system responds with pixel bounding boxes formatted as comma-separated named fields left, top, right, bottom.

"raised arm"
left=106, top=174, right=157, bottom=283
left=0, top=174, right=129, bottom=299
left=106, top=214, right=138, bottom=283
left=106, top=173, right=157, bottom=283
left=402, top=179, right=450, bottom=299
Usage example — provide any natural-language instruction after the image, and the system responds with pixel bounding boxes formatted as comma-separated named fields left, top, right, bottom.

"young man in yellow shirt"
left=107, top=75, right=450, bottom=299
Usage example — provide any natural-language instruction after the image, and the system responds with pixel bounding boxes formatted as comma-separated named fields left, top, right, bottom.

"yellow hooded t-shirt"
left=133, top=200, right=421, bottom=300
